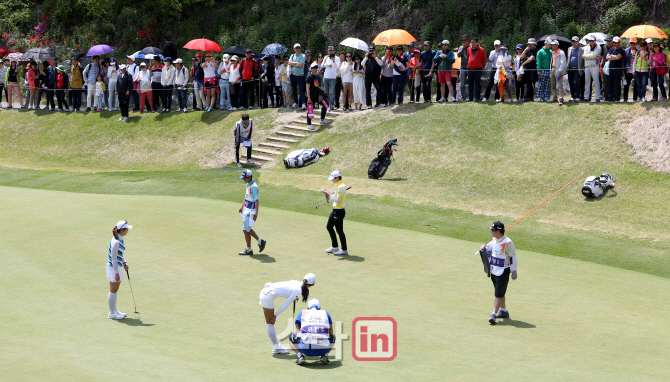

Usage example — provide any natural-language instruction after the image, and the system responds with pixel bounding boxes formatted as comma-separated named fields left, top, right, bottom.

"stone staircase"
left=249, top=109, right=344, bottom=164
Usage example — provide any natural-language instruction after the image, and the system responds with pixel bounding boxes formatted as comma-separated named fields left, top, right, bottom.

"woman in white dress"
left=352, top=55, right=366, bottom=111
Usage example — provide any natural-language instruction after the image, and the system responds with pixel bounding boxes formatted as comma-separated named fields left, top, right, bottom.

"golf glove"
left=329, top=334, right=336, bottom=343
left=511, top=272, right=517, bottom=280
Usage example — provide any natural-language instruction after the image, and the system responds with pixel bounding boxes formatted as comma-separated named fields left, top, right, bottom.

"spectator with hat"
left=623, top=38, right=638, bottom=102
left=430, top=40, right=456, bottom=102
left=116, top=64, right=133, bottom=121
left=126, top=55, right=139, bottom=111
left=605, top=37, right=625, bottom=102
left=650, top=41, right=666, bottom=101
left=173, top=58, right=189, bottom=112
left=483, top=40, right=504, bottom=101
left=513, top=44, right=525, bottom=102
left=420, top=41, right=436, bottom=103
left=467, top=37, right=486, bottom=102
left=136, top=62, right=153, bottom=112
left=535, top=38, right=552, bottom=102
left=228, top=55, right=241, bottom=110
left=567, top=36, right=584, bottom=102
left=583, top=35, right=602, bottom=102
left=323, top=45, right=340, bottom=108
left=408, top=49, right=423, bottom=103
left=351, top=54, right=366, bottom=111
left=601, top=35, right=614, bottom=101
left=550, top=40, right=567, bottom=105
left=288, top=43, right=307, bottom=109
left=340, top=53, right=354, bottom=110
left=218, top=54, right=232, bottom=110
left=55, top=65, right=69, bottom=112
left=494, top=45, right=513, bottom=103
left=83, top=55, right=102, bottom=111
left=259, top=56, right=275, bottom=108
left=392, top=46, right=408, bottom=105
left=380, top=46, right=396, bottom=106
left=634, top=38, right=651, bottom=102
left=161, top=57, right=176, bottom=112
left=280, top=56, right=292, bottom=107
left=104, top=58, right=118, bottom=111
left=434, top=42, right=443, bottom=101
left=203, top=53, right=219, bottom=112
left=520, top=38, right=538, bottom=102
left=362, top=46, right=383, bottom=108
left=150, top=56, right=164, bottom=111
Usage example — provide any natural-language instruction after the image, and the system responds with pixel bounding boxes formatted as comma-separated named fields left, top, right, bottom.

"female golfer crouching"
left=260, top=273, right=317, bottom=354
left=107, top=221, right=132, bottom=320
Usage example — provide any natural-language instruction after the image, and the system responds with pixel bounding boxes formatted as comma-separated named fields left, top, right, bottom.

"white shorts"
left=242, top=213, right=255, bottom=232
left=259, top=287, right=276, bottom=309
left=106, top=265, right=124, bottom=283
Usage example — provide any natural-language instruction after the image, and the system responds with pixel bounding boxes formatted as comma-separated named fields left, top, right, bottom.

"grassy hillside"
left=0, top=102, right=668, bottom=278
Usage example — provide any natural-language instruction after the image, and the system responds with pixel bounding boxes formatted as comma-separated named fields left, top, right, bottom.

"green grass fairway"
left=1, top=186, right=668, bottom=381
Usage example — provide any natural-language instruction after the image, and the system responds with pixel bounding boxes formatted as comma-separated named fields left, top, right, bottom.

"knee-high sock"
left=267, top=324, right=279, bottom=346
left=108, top=292, right=117, bottom=314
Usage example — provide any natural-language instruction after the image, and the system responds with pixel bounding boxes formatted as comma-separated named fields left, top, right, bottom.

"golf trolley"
left=368, top=138, right=403, bottom=180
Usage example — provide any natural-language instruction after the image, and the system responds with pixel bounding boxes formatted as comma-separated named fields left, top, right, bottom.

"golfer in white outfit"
left=260, top=273, right=317, bottom=354
left=106, top=221, right=132, bottom=320
left=480, top=221, right=517, bottom=325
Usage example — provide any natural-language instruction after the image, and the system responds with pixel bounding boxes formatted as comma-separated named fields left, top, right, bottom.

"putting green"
left=0, top=186, right=667, bottom=381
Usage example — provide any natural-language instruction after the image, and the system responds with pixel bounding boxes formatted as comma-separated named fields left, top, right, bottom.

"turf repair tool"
left=316, top=187, right=352, bottom=209
left=125, top=268, right=140, bottom=314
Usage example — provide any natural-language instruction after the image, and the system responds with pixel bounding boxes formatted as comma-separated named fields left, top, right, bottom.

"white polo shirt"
left=486, top=235, right=517, bottom=276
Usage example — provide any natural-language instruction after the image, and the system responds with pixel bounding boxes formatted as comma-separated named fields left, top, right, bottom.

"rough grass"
left=622, top=107, right=670, bottom=174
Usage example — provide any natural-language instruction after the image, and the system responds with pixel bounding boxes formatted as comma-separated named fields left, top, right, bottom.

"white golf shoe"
left=247, top=159, right=255, bottom=165
left=115, top=310, right=127, bottom=317
left=333, top=249, right=349, bottom=256
left=325, top=247, right=338, bottom=253
left=108, top=312, right=125, bottom=320
left=272, top=344, right=290, bottom=354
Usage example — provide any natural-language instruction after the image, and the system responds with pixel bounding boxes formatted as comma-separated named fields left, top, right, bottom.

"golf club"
left=316, top=187, right=351, bottom=208
left=125, top=268, right=140, bottom=314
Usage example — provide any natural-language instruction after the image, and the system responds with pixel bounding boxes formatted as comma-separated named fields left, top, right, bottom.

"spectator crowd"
left=0, top=34, right=669, bottom=122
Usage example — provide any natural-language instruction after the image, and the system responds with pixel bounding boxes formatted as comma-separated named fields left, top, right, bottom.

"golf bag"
left=368, top=138, right=397, bottom=179
left=283, top=147, right=330, bottom=168
left=581, top=173, right=615, bottom=198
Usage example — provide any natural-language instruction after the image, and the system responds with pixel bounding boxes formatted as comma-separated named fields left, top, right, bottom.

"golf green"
left=1, top=186, right=667, bottom=381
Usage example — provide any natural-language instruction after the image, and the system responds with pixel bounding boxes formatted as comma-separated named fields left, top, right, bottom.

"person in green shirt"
left=535, top=38, right=552, bottom=102
left=429, top=40, right=456, bottom=102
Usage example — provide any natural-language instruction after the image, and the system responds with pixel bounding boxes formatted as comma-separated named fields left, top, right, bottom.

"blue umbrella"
left=262, top=43, right=287, bottom=56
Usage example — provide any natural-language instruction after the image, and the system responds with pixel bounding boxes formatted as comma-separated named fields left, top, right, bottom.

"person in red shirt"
left=467, top=37, right=487, bottom=102
left=239, top=49, right=259, bottom=110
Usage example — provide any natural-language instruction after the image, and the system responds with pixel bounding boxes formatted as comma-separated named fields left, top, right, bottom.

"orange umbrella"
left=621, top=25, right=668, bottom=39
left=372, top=29, right=417, bottom=46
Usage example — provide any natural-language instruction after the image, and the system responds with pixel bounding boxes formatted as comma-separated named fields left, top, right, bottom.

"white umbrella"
left=580, top=33, right=607, bottom=46
left=340, top=37, right=369, bottom=51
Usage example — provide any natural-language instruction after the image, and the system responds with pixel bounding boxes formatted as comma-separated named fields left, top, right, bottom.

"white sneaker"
left=333, top=249, right=349, bottom=256
left=272, top=344, right=290, bottom=354
left=108, top=312, right=125, bottom=320
left=301, top=103, right=306, bottom=110
left=115, top=310, right=126, bottom=317
left=307, top=125, right=315, bottom=130
left=449, top=97, right=455, bottom=102
left=319, top=119, right=330, bottom=124
left=118, top=116, right=124, bottom=121
left=236, top=162, right=242, bottom=167
left=109, top=108, right=113, bottom=112
left=123, top=117, right=129, bottom=122
left=326, top=247, right=338, bottom=253
left=248, top=106, right=253, bottom=110
left=247, top=159, right=255, bottom=165
left=439, top=97, right=446, bottom=102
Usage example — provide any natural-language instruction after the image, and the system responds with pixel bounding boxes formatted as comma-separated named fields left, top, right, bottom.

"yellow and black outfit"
left=327, top=180, right=347, bottom=251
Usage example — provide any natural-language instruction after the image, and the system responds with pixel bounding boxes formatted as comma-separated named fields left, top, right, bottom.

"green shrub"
left=556, top=8, right=575, bottom=29
left=600, top=0, right=641, bottom=33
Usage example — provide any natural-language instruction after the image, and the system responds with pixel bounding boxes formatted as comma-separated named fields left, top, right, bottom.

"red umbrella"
left=183, top=38, right=222, bottom=52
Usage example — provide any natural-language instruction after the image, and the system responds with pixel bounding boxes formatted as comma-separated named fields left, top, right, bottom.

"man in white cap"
left=582, top=35, right=602, bottom=102
left=550, top=40, right=567, bottom=105
left=238, top=169, right=266, bottom=256
left=116, top=64, right=133, bottom=121
left=566, top=36, right=584, bottom=102
left=535, top=38, right=553, bottom=102
left=479, top=221, right=517, bottom=325
left=323, top=45, right=340, bottom=108
left=288, top=43, right=307, bottom=109
left=520, top=38, right=538, bottom=102
left=218, top=54, right=232, bottom=110
left=483, top=40, right=503, bottom=101
left=174, top=58, right=189, bottom=112
left=605, top=36, right=625, bottom=102
left=322, top=171, right=347, bottom=256
left=126, top=55, right=139, bottom=111
left=289, top=298, right=335, bottom=365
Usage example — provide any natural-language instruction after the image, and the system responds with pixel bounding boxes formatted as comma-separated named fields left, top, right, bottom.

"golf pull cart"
left=368, top=138, right=401, bottom=180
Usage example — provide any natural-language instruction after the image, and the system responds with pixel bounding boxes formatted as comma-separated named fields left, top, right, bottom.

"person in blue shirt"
left=420, top=41, right=436, bottom=103
left=289, top=298, right=335, bottom=365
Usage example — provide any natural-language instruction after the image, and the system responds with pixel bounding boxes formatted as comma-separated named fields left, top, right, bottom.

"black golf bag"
left=368, top=139, right=397, bottom=179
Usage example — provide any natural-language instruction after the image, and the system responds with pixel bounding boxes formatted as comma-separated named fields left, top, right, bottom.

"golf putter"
left=125, top=269, right=140, bottom=314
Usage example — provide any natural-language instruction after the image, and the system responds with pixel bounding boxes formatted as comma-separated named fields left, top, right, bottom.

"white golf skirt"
left=106, top=265, right=124, bottom=283
left=259, top=287, right=276, bottom=309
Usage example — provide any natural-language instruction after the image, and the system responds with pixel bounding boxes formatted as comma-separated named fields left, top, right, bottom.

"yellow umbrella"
left=372, top=29, right=417, bottom=46
left=621, top=25, right=668, bottom=39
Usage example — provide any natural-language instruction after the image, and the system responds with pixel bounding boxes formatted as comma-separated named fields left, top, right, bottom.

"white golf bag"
left=283, top=147, right=330, bottom=168
left=581, top=173, right=615, bottom=198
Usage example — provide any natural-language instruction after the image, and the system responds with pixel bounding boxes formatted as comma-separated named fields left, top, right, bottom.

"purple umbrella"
left=86, top=44, right=115, bottom=57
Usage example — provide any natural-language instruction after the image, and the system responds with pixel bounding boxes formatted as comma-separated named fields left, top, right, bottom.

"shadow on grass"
left=116, top=317, right=155, bottom=327
left=391, top=103, right=430, bottom=114
left=272, top=354, right=343, bottom=368
left=496, top=319, right=536, bottom=328
left=250, top=254, right=276, bottom=263
left=335, top=255, right=365, bottom=262
left=583, top=189, right=617, bottom=202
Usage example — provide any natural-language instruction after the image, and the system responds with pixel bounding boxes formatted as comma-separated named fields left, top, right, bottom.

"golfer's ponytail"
left=301, top=281, right=310, bottom=303
left=112, top=226, right=119, bottom=240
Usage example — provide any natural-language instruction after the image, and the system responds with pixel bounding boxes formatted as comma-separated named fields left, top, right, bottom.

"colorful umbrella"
left=141, top=47, right=162, bottom=55
left=184, top=38, right=222, bottom=52
left=372, top=29, right=417, bottom=46
left=86, top=44, right=115, bottom=57
left=621, top=25, right=668, bottom=39
left=262, top=43, right=287, bottom=56
left=339, top=38, right=369, bottom=51
left=6, top=52, right=27, bottom=62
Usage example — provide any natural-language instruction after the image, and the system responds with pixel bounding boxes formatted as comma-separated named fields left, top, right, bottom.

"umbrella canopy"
left=339, top=37, right=369, bottom=51
left=621, top=25, right=668, bottom=39
left=143, top=54, right=166, bottom=61
left=141, top=47, right=162, bottom=55
left=262, top=43, right=287, bottom=56
left=23, top=48, right=57, bottom=61
left=184, top=38, right=222, bottom=52
left=580, top=33, right=607, bottom=46
left=373, top=29, right=417, bottom=46
left=86, top=44, right=115, bottom=57
left=224, top=46, right=255, bottom=56
left=6, top=52, right=27, bottom=62
left=129, top=51, right=145, bottom=60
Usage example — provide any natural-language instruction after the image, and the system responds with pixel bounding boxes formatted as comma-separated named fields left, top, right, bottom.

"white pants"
left=108, top=81, right=118, bottom=108
left=193, top=82, right=206, bottom=109
left=584, top=66, right=600, bottom=100
left=87, top=82, right=97, bottom=108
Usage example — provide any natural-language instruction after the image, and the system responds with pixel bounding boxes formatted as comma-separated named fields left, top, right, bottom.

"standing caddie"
left=234, top=113, right=254, bottom=167
left=322, top=171, right=347, bottom=256
left=238, top=169, right=266, bottom=256
left=480, top=221, right=517, bottom=325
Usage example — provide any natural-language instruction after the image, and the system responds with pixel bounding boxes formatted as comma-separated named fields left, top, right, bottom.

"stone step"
left=276, top=131, right=307, bottom=138
left=250, top=154, right=274, bottom=162
left=284, top=124, right=313, bottom=132
left=268, top=136, right=298, bottom=143
left=252, top=147, right=283, bottom=155
left=258, top=142, right=289, bottom=149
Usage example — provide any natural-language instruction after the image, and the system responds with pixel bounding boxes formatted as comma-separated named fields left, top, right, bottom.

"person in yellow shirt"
left=322, top=171, right=347, bottom=256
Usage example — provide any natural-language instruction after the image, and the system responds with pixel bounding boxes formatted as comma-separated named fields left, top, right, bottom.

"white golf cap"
left=116, top=220, right=133, bottom=230
left=646, top=38, right=653, bottom=43
left=303, top=273, right=317, bottom=285
left=328, top=170, right=341, bottom=180
left=310, top=62, right=318, bottom=68
left=307, top=298, right=321, bottom=309
left=613, top=36, right=621, bottom=43
left=294, top=43, right=301, bottom=48
left=119, top=64, right=127, bottom=70
left=240, top=169, right=252, bottom=179
left=174, top=58, right=183, bottom=64
left=223, top=54, right=229, bottom=60
left=127, top=55, right=135, bottom=60
left=494, top=40, right=501, bottom=46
